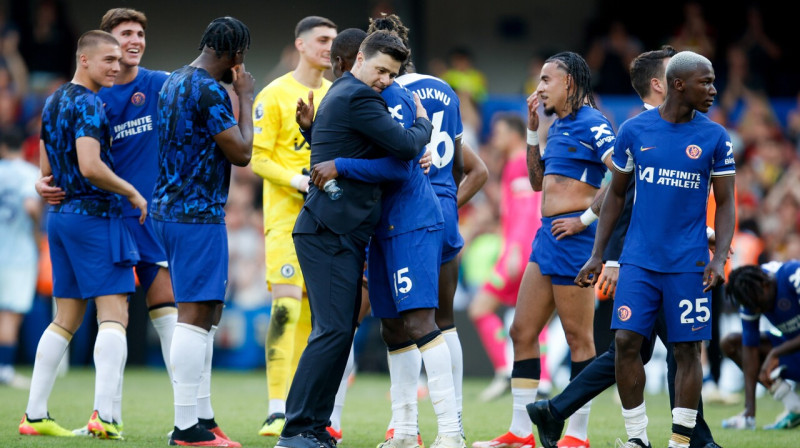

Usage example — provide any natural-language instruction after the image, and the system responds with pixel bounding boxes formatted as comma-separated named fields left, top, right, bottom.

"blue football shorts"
left=123, top=215, right=168, bottom=293
left=439, top=196, right=464, bottom=264
left=153, top=220, right=228, bottom=303
left=612, top=264, right=711, bottom=343
left=529, top=211, right=597, bottom=285
left=368, top=226, right=443, bottom=319
left=48, top=213, right=136, bottom=299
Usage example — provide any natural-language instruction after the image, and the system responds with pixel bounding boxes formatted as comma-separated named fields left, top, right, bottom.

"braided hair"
left=198, top=17, right=250, bottom=59
left=367, top=13, right=413, bottom=74
left=726, top=265, right=771, bottom=311
left=545, top=51, right=595, bottom=119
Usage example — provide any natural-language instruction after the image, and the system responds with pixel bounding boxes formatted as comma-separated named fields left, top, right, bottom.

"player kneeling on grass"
left=721, top=261, right=800, bottom=430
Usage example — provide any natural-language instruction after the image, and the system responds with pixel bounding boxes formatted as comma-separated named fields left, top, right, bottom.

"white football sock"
left=93, top=322, right=127, bottom=422
left=509, top=379, right=537, bottom=437
left=26, top=325, right=71, bottom=420
left=269, top=399, right=286, bottom=415
left=171, top=323, right=208, bottom=430
left=388, top=343, right=422, bottom=438
left=418, top=334, right=460, bottom=437
left=112, top=350, right=126, bottom=424
left=564, top=400, right=592, bottom=441
left=149, top=307, right=177, bottom=382
left=622, top=402, right=649, bottom=445
left=197, top=325, right=217, bottom=420
left=330, top=342, right=355, bottom=431
left=443, top=328, right=464, bottom=416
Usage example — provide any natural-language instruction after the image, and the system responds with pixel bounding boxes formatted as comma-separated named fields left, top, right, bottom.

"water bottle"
left=323, top=179, right=343, bottom=200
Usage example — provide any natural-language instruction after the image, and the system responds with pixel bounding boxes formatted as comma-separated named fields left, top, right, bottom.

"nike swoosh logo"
left=640, top=146, right=656, bottom=151
left=692, top=325, right=707, bottom=332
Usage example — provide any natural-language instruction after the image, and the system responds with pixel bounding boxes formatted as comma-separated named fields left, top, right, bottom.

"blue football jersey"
left=543, top=105, right=614, bottom=188
left=41, top=83, right=118, bottom=217
left=397, top=73, right=463, bottom=201
left=151, top=66, right=238, bottom=224
left=376, top=82, right=443, bottom=238
left=98, top=67, right=168, bottom=217
left=612, top=108, right=735, bottom=273
left=741, top=261, right=800, bottom=346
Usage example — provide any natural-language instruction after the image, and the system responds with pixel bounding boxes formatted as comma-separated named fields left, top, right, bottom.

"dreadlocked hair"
left=367, top=13, right=413, bottom=74
left=198, top=17, right=250, bottom=59
left=546, top=51, right=595, bottom=119
left=726, top=265, right=770, bottom=311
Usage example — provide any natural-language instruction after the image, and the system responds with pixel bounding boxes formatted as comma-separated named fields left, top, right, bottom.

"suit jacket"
left=295, top=72, right=433, bottom=235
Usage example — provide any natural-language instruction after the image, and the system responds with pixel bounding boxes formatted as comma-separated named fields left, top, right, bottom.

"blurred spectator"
left=442, top=47, right=488, bottom=104
left=263, top=43, right=299, bottom=86
left=0, top=28, right=29, bottom=97
left=585, top=20, right=642, bottom=95
left=785, top=91, right=800, bottom=153
left=521, top=53, right=544, bottom=96
left=668, top=1, right=715, bottom=58
left=0, top=128, right=42, bottom=389
left=225, top=167, right=268, bottom=308
left=14, top=0, right=75, bottom=92
left=735, top=5, right=781, bottom=95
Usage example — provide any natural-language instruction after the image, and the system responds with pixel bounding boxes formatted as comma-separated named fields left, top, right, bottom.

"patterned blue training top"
left=151, top=66, right=238, bottom=224
left=41, top=82, right=119, bottom=217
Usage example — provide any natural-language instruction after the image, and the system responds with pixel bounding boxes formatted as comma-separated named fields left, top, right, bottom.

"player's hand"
left=310, top=160, right=338, bottom=189
left=551, top=216, right=586, bottom=240
left=295, top=174, right=310, bottom=193
left=598, top=264, right=619, bottom=298
left=703, top=258, right=725, bottom=292
left=526, top=92, right=540, bottom=135
left=296, top=90, right=315, bottom=132
left=575, top=256, right=603, bottom=288
left=419, top=148, right=432, bottom=174
left=413, top=92, right=429, bottom=121
left=128, top=191, right=148, bottom=225
left=759, top=354, right=780, bottom=388
left=36, top=175, right=65, bottom=205
left=231, top=64, right=255, bottom=100
left=708, top=232, right=735, bottom=260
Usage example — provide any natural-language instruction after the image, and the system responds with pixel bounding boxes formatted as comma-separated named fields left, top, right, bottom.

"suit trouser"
left=549, top=310, right=715, bottom=447
left=283, top=227, right=368, bottom=438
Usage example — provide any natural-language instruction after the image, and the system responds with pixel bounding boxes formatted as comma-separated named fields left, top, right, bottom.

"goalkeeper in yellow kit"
left=251, top=16, right=337, bottom=437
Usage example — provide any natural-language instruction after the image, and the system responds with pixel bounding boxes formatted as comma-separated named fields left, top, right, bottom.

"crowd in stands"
left=2, top=1, right=800, bottom=390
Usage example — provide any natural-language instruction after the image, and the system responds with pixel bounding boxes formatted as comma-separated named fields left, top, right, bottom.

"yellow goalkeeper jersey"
left=251, top=72, right=331, bottom=230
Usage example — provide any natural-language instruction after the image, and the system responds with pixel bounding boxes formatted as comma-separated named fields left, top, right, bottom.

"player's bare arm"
left=551, top=153, right=614, bottom=240
left=457, top=140, right=488, bottom=208
left=704, top=174, right=735, bottom=292
left=215, top=64, right=255, bottom=166
left=741, top=343, right=761, bottom=417
left=36, top=140, right=65, bottom=205
left=575, top=167, right=629, bottom=287
left=525, top=92, right=544, bottom=191
left=76, top=136, right=147, bottom=224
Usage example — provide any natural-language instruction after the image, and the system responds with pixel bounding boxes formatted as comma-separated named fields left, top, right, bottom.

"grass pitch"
left=0, top=367, right=796, bottom=447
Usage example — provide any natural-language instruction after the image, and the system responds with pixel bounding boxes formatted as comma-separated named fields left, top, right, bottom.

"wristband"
left=579, top=208, right=598, bottom=226
left=290, top=174, right=308, bottom=191
left=706, top=226, right=715, bottom=240
left=605, top=260, right=620, bottom=268
left=527, top=129, right=539, bottom=146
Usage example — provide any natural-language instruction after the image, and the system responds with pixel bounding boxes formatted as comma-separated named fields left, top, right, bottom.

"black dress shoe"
left=526, top=400, right=564, bottom=448
left=275, top=432, right=328, bottom=448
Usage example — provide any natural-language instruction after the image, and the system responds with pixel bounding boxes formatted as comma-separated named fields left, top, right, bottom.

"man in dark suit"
left=276, top=30, right=432, bottom=448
